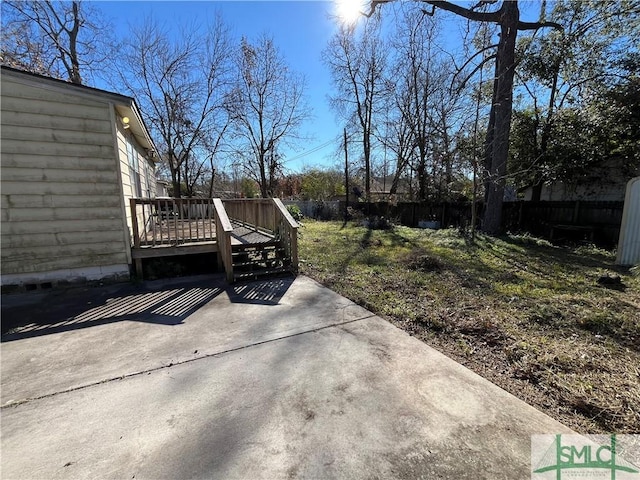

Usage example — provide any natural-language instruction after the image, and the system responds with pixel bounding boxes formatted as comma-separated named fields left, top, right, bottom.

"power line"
left=283, top=138, right=335, bottom=163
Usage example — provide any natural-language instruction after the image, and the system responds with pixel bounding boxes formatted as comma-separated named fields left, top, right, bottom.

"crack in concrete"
left=1, top=313, right=377, bottom=409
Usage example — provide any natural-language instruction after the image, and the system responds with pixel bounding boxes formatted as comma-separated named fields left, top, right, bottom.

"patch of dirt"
left=406, top=253, right=445, bottom=273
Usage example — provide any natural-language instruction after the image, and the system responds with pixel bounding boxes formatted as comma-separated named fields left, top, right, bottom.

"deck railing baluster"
left=157, top=199, right=162, bottom=245
left=188, top=199, right=194, bottom=241
left=199, top=200, right=202, bottom=240
left=153, top=200, right=158, bottom=244
left=173, top=199, right=179, bottom=243
left=143, top=201, right=148, bottom=243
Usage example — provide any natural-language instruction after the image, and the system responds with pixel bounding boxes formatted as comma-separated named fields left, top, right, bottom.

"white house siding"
left=1, top=74, right=130, bottom=286
left=115, top=122, right=156, bottom=245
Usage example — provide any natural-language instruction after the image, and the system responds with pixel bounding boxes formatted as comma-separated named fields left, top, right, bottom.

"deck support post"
left=134, top=258, right=143, bottom=280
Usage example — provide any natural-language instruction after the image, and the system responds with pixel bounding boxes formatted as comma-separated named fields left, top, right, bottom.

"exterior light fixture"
left=121, top=116, right=130, bottom=129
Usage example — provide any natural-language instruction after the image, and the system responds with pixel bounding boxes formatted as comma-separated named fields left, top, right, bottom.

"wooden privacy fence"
left=347, top=201, right=477, bottom=229
left=502, top=201, right=623, bottom=247
left=284, top=200, right=341, bottom=220
left=347, top=200, right=624, bottom=246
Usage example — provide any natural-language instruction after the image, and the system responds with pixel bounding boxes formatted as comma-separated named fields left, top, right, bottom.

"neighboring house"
left=156, top=179, right=171, bottom=197
left=521, top=160, right=639, bottom=202
left=1, top=66, right=158, bottom=288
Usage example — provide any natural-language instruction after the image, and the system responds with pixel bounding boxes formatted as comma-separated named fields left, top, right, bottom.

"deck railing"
left=129, top=198, right=217, bottom=247
left=223, top=198, right=299, bottom=272
left=129, top=197, right=234, bottom=280
left=213, top=199, right=234, bottom=282
left=129, top=197, right=298, bottom=279
left=222, top=199, right=277, bottom=233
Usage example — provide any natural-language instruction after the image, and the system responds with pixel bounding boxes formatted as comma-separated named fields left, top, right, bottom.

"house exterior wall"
left=522, top=163, right=640, bottom=202
left=523, top=181, right=628, bottom=202
left=1, top=73, right=131, bottom=286
left=115, top=121, right=156, bottom=245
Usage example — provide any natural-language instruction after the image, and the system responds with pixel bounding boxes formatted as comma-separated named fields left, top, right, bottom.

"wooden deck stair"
left=129, top=198, right=298, bottom=283
left=232, top=242, right=291, bottom=281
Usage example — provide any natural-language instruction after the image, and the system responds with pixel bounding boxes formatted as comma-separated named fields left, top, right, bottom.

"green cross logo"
left=532, top=434, right=640, bottom=480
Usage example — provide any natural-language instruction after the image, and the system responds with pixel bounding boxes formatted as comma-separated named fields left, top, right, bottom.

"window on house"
left=126, top=138, right=142, bottom=197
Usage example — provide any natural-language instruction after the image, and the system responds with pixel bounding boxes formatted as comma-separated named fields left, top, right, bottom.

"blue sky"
left=94, top=1, right=544, bottom=173
left=96, top=1, right=344, bottom=172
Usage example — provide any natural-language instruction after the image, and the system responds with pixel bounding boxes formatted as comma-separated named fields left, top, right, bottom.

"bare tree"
left=324, top=19, right=388, bottom=201
left=1, top=1, right=112, bottom=84
left=114, top=15, right=233, bottom=198
left=365, top=0, right=561, bottom=234
left=388, top=5, right=449, bottom=201
left=226, top=35, right=310, bottom=198
left=380, top=85, right=415, bottom=196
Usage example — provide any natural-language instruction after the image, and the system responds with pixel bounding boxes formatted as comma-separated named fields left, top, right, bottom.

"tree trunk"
left=531, top=60, right=560, bottom=203
left=259, top=150, right=268, bottom=198
left=363, top=131, right=371, bottom=201
left=390, top=158, right=405, bottom=195
left=417, top=158, right=426, bottom=201
left=68, top=2, right=82, bottom=84
left=483, top=79, right=497, bottom=205
left=482, top=1, right=519, bottom=235
left=208, top=168, right=216, bottom=199
left=170, top=153, right=182, bottom=198
left=530, top=179, right=543, bottom=201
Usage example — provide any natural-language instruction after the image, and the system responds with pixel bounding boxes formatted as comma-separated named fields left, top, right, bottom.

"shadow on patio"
left=1, top=280, right=225, bottom=342
left=228, top=277, right=294, bottom=305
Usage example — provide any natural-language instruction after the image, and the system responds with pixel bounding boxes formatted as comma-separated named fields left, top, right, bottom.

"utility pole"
left=344, top=127, right=349, bottom=222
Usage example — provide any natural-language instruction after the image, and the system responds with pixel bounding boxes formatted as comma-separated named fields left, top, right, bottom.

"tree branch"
left=453, top=53, right=497, bottom=94
left=364, top=0, right=564, bottom=32
left=362, top=0, right=393, bottom=18
left=517, top=20, right=563, bottom=31
left=420, top=0, right=501, bottom=23
left=455, top=43, right=498, bottom=78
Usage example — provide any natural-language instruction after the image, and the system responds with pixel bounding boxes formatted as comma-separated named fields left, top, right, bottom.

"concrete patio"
left=1, top=274, right=571, bottom=479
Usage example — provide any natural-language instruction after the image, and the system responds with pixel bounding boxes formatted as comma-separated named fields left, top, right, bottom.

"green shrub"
left=286, top=204, right=304, bottom=221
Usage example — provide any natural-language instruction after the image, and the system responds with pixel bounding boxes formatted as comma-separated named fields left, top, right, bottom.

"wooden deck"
left=129, top=198, right=298, bottom=282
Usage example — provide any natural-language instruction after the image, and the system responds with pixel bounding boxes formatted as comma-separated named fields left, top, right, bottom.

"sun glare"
left=336, top=0, right=365, bottom=24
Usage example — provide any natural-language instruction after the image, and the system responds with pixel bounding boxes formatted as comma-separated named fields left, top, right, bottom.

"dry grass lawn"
left=298, top=219, right=640, bottom=434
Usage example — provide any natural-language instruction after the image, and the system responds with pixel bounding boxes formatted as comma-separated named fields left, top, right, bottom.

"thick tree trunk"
left=530, top=179, right=543, bottom=201
left=482, top=1, right=519, bottom=235
left=68, top=2, right=82, bottom=85
left=169, top=153, right=182, bottom=198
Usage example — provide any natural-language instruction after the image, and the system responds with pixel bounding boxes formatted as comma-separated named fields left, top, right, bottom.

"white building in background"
left=617, top=177, right=640, bottom=266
